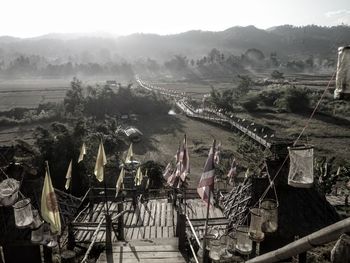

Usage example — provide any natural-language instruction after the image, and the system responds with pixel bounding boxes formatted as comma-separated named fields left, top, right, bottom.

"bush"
left=241, top=94, right=260, bottom=112
left=274, top=86, right=310, bottom=113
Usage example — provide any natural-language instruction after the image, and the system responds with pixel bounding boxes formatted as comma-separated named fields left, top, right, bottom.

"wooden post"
left=202, top=139, right=216, bottom=263
left=175, top=209, right=180, bottom=237
left=178, top=214, right=186, bottom=253
left=117, top=202, right=125, bottom=241
left=67, top=223, right=76, bottom=250
left=105, top=213, right=113, bottom=263
left=202, top=189, right=211, bottom=263
left=43, top=246, right=53, bottom=263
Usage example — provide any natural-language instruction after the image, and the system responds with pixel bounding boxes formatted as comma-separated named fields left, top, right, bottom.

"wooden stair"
left=96, top=238, right=186, bottom=263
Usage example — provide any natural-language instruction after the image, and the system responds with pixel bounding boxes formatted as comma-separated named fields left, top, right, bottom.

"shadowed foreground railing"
left=247, top=217, right=350, bottom=263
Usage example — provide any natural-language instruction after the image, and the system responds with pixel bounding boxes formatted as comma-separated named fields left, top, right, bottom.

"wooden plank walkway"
left=73, top=199, right=176, bottom=243
left=96, top=238, right=186, bottom=263
left=185, top=199, right=224, bottom=220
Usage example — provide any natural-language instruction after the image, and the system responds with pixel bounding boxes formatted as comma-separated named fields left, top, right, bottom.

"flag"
left=214, top=142, right=221, bottom=165
left=134, top=167, right=143, bottom=186
left=78, top=142, right=86, bottom=163
left=116, top=168, right=125, bottom=197
left=125, top=143, right=134, bottom=163
left=174, top=145, right=180, bottom=162
left=197, top=141, right=216, bottom=206
left=64, top=160, right=72, bottom=190
left=94, top=141, right=107, bottom=182
left=179, top=135, right=190, bottom=181
left=227, top=158, right=237, bottom=178
left=41, top=165, right=61, bottom=235
left=167, top=162, right=180, bottom=187
left=163, top=163, right=172, bottom=180
left=145, top=170, right=150, bottom=189
left=245, top=168, right=250, bottom=178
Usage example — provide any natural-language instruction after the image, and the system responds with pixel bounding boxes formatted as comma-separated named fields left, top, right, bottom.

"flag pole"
left=202, top=139, right=216, bottom=263
left=183, top=134, right=187, bottom=216
left=99, top=138, right=113, bottom=262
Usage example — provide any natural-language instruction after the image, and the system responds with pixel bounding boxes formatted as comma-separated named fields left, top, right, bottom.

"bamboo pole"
left=247, top=217, right=350, bottom=263
left=202, top=139, right=216, bottom=263
left=186, top=215, right=203, bottom=249
left=81, top=218, right=104, bottom=263
left=187, top=235, right=200, bottom=263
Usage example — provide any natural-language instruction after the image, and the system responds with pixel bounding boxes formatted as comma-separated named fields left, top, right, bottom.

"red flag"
left=197, top=141, right=216, bottom=205
left=227, top=158, right=237, bottom=178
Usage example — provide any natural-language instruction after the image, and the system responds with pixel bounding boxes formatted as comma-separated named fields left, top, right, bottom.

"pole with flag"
left=78, top=142, right=86, bottom=163
left=163, top=162, right=173, bottom=181
left=125, top=143, right=134, bottom=163
left=197, top=140, right=216, bottom=263
left=41, top=161, right=61, bottom=235
left=116, top=167, right=125, bottom=198
left=134, top=166, right=143, bottom=186
left=94, top=140, right=107, bottom=182
left=214, top=141, right=221, bottom=165
left=64, top=160, right=73, bottom=190
left=197, top=140, right=216, bottom=206
left=227, top=158, right=237, bottom=185
left=179, top=134, right=190, bottom=182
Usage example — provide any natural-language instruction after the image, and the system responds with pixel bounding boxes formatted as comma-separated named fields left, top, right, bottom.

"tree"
left=64, top=77, right=84, bottom=116
left=236, top=75, right=252, bottom=96
left=274, top=86, right=310, bottom=112
left=209, top=88, right=234, bottom=112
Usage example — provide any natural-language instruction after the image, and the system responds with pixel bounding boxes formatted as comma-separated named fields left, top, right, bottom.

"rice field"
left=0, top=79, right=70, bottom=110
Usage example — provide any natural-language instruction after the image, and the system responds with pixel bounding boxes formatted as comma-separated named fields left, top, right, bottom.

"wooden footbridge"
left=64, top=187, right=228, bottom=263
left=135, top=77, right=293, bottom=155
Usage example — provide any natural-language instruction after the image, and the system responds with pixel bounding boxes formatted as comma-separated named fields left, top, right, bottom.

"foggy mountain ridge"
left=1, top=25, right=350, bottom=63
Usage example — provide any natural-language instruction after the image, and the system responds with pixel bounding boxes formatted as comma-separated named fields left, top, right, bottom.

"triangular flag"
left=134, top=167, right=143, bottom=186
left=125, top=143, right=134, bottom=163
left=245, top=168, right=250, bottom=178
left=116, top=168, right=125, bottom=197
left=227, top=158, right=237, bottom=178
left=64, top=160, right=72, bottom=190
left=78, top=143, right=86, bottom=163
left=94, top=141, right=107, bottom=182
left=41, top=164, right=61, bottom=235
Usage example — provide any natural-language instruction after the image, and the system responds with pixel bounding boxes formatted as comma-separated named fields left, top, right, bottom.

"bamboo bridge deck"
left=72, top=198, right=226, bottom=243
left=69, top=187, right=228, bottom=263
left=72, top=199, right=176, bottom=243
left=96, top=238, right=186, bottom=263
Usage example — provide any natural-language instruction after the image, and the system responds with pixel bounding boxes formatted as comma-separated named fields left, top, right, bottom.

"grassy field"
left=0, top=77, right=131, bottom=110
left=0, top=79, right=70, bottom=110
left=147, top=74, right=350, bottom=166
left=1, top=74, right=349, bottom=183
left=123, top=113, right=242, bottom=188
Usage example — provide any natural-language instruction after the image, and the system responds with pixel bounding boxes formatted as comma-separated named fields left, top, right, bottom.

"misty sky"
left=1, top=0, right=350, bottom=38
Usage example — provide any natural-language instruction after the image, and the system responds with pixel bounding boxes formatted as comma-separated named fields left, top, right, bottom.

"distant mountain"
left=0, top=25, right=349, bottom=63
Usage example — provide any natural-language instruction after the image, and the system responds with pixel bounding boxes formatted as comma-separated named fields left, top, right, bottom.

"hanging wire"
left=227, top=55, right=344, bottom=234
left=252, top=53, right=344, bottom=207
